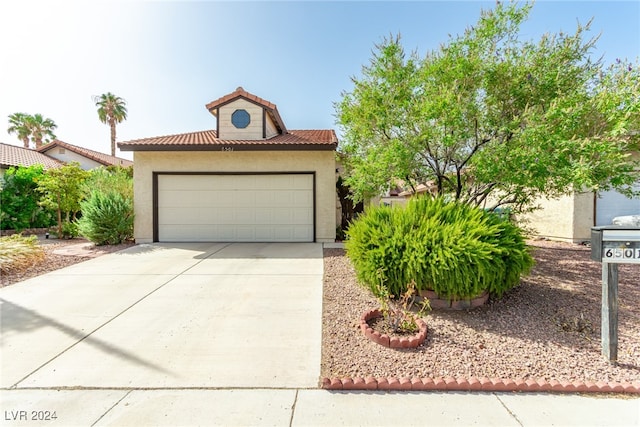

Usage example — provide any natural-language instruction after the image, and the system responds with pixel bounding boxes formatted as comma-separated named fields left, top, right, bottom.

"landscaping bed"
left=1, top=236, right=134, bottom=287
left=321, top=240, right=640, bottom=385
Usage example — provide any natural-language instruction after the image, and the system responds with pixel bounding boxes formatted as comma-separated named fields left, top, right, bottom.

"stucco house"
left=36, top=139, right=133, bottom=170
left=118, top=87, right=338, bottom=243
left=0, top=140, right=132, bottom=178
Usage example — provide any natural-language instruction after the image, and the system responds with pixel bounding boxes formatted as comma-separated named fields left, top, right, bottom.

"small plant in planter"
left=372, top=279, right=430, bottom=335
left=346, top=197, right=533, bottom=306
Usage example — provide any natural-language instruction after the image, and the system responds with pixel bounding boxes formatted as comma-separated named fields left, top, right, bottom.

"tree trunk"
left=110, top=122, right=116, bottom=156
left=22, top=137, right=29, bottom=149
left=56, top=193, right=62, bottom=237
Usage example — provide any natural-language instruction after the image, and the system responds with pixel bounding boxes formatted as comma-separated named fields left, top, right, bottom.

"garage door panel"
left=157, top=174, right=314, bottom=242
left=292, top=208, right=313, bottom=225
left=234, top=192, right=257, bottom=208
left=293, top=191, right=313, bottom=205
left=292, top=175, right=313, bottom=189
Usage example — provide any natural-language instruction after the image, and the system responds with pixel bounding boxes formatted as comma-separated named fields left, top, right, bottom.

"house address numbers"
left=602, top=242, right=640, bottom=263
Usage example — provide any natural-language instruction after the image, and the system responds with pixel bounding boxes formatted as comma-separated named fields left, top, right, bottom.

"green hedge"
left=345, top=197, right=533, bottom=299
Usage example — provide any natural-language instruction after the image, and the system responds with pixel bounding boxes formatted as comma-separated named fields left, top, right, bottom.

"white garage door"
left=595, top=183, right=640, bottom=225
left=157, top=174, right=314, bottom=242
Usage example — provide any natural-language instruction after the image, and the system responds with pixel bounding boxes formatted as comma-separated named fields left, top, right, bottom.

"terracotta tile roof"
left=205, top=87, right=287, bottom=133
left=119, top=129, right=337, bottom=151
left=0, top=142, right=63, bottom=170
left=37, top=140, right=133, bottom=167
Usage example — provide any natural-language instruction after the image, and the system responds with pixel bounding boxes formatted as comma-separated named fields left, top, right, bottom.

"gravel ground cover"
left=321, top=240, right=640, bottom=384
left=1, top=237, right=134, bottom=287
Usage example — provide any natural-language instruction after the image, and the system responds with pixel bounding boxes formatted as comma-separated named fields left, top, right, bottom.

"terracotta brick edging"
left=360, top=309, right=428, bottom=348
left=320, top=376, right=640, bottom=394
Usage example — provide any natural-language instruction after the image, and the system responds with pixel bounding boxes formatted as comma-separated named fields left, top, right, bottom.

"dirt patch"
left=321, top=240, right=640, bottom=384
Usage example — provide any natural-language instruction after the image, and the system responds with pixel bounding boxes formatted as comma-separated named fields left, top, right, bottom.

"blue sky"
left=0, top=1, right=638, bottom=160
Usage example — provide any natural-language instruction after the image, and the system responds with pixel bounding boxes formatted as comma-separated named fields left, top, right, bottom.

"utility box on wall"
left=591, top=226, right=640, bottom=264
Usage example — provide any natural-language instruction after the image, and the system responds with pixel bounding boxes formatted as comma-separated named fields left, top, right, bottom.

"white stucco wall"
left=41, top=148, right=102, bottom=170
left=132, top=150, right=336, bottom=243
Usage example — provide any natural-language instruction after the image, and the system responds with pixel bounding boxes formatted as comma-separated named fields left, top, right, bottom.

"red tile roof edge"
left=118, top=129, right=337, bottom=149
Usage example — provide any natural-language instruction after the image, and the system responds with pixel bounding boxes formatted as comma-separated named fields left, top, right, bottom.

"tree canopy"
left=35, top=162, right=90, bottom=236
left=7, top=113, right=57, bottom=149
left=93, top=92, right=128, bottom=156
left=336, top=2, right=640, bottom=211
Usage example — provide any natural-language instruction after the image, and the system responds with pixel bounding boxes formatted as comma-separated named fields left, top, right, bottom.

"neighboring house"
left=0, top=142, right=63, bottom=178
left=524, top=186, right=640, bottom=243
left=118, top=87, right=338, bottom=243
left=378, top=172, right=639, bottom=243
left=37, top=139, right=133, bottom=170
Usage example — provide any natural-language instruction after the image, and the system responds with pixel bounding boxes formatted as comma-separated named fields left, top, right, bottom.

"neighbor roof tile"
left=0, top=142, right=63, bottom=170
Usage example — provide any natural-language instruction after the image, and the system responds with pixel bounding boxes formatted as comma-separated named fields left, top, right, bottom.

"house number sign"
left=602, top=242, right=640, bottom=263
left=590, top=226, right=640, bottom=362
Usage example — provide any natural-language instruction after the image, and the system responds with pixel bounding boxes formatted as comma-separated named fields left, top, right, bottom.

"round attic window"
left=231, top=109, right=251, bottom=129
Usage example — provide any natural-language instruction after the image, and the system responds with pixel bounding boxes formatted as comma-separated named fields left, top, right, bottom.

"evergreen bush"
left=345, top=197, right=533, bottom=300
left=77, top=191, right=133, bottom=245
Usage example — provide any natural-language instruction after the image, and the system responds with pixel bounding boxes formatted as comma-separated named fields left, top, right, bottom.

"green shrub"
left=54, top=220, right=79, bottom=239
left=0, top=165, right=56, bottom=231
left=77, top=191, right=133, bottom=245
left=345, top=197, right=534, bottom=300
left=84, top=167, right=133, bottom=201
left=0, top=234, right=44, bottom=274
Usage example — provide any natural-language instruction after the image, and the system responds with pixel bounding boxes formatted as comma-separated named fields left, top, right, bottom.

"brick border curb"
left=360, top=309, right=428, bottom=348
left=320, top=376, right=640, bottom=393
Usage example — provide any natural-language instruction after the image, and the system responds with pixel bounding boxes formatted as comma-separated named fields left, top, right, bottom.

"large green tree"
left=336, top=2, right=640, bottom=212
left=7, top=113, right=32, bottom=148
left=7, top=113, right=57, bottom=149
left=29, top=113, right=58, bottom=149
left=35, top=162, right=89, bottom=237
left=93, top=92, right=128, bottom=156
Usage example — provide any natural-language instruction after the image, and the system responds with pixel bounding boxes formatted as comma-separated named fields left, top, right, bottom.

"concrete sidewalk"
left=1, top=388, right=638, bottom=426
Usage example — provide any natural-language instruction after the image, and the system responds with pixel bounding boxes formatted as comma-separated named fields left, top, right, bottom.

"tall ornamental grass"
left=0, top=234, right=44, bottom=274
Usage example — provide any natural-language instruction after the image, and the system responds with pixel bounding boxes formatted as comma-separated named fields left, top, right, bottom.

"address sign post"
left=590, top=226, right=640, bottom=362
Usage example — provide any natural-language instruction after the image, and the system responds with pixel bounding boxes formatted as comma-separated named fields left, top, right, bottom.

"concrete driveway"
left=1, top=242, right=323, bottom=389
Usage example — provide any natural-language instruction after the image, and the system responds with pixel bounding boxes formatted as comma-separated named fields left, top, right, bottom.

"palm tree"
left=93, top=92, right=128, bottom=156
left=7, top=113, right=57, bottom=149
left=28, top=114, right=57, bottom=149
left=7, top=113, right=32, bottom=148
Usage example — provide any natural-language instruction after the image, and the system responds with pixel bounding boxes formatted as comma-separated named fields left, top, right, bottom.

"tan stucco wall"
left=132, top=150, right=336, bottom=243
left=521, top=192, right=594, bottom=243
left=218, top=99, right=264, bottom=140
